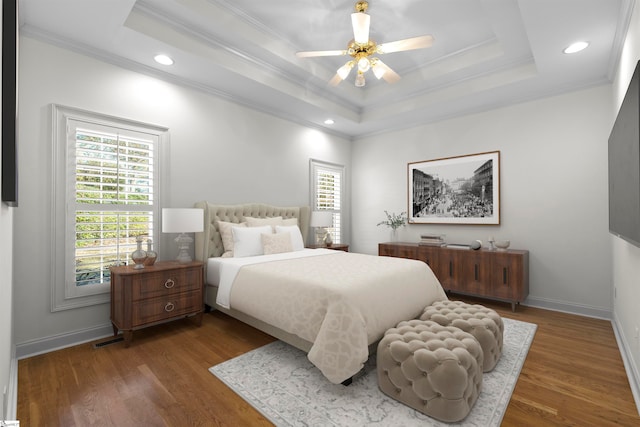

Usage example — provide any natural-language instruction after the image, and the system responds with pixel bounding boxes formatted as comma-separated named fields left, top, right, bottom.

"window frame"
left=309, top=159, right=345, bottom=245
left=51, top=104, right=168, bottom=311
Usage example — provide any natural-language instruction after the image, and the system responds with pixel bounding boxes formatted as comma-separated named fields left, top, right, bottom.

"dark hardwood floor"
left=17, top=298, right=640, bottom=426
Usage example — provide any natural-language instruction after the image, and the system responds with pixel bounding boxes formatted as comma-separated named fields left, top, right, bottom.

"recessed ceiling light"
left=563, top=41, right=589, bottom=54
left=154, top=54, right=174, bottom=65
left=324, top=119, right=335, bottom=125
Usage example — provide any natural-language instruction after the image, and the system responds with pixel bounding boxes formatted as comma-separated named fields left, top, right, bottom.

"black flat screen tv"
left=609, top=59, right=640, bottom=248
left=1, top=0, right=18, bottom=206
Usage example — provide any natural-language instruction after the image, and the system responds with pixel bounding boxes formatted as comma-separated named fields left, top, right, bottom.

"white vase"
left=390, top=228, right=398, bottom=242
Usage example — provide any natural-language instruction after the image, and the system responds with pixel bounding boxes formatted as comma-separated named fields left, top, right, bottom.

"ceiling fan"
left=296, top=1, right=434, bottom=87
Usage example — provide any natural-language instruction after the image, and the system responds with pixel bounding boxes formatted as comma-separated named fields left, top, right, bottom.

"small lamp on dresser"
left=162, top=208, right=204, bottom=263
left=310, top=210, right=333, bottom=246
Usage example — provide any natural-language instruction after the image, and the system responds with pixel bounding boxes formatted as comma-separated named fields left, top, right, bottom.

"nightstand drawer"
left=132, top=289, right=203, bottom=326
left=132, top=267, right=201, bottom=300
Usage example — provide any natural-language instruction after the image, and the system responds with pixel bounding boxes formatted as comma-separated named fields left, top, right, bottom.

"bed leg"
left=204, top=304, right=212, bottom=313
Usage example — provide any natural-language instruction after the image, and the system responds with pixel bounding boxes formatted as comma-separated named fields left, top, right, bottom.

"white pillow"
left=217, top=220, right=247, bottom=257
left=262, top=232, right=293, bottom=255
left=232, top=225, right=273, bottom=257
left=275, top=225, right=305, bottom=251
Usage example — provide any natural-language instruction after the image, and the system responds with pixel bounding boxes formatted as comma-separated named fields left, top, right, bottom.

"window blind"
left=71, top=125, right=156, bottom=287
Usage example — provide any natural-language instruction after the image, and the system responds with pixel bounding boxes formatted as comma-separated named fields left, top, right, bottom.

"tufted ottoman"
left=377, top=320, right=483, bottom=422
left=420, top=300, right=504, bottom=372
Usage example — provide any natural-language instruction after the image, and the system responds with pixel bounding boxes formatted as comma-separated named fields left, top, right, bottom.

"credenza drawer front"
left=132, top=290, right=202, bottom=326
left=132, top=268, right=200, bottom=300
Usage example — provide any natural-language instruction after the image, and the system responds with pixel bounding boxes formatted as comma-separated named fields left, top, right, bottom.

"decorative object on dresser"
left=408, top=151, right=500, bottom=225
left=144, top=238, right=158, bottom=265
left=131, top=234, right=147, bottom=269
left=376, top=210, right=407, bottom=242
left=379, top=242, right=528, bottom=311
left=310, top=210, right=333, bottom=245
left=162, top=208, right=204, bottom=263
left=494, top=240, right=510, bottom=251
left=109, top=260, right=204, bottom=347
left=418, top=233, right=446, bottom=246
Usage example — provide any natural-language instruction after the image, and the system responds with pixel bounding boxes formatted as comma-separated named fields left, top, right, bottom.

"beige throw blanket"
left=229, top=252, right=447, bottom=384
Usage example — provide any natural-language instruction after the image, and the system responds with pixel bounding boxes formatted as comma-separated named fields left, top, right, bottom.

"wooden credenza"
left=110, top=261, right=204, bottom=347
left=379, top=242, right=529, bottom=311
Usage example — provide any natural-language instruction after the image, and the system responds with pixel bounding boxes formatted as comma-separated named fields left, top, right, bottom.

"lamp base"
left=175, top=233, right=193, bottom=263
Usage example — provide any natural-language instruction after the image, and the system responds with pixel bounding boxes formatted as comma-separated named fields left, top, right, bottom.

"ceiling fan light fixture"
left=351, top=12, right=370, bottom=45
left=357, top=57, right=371, bottom=72
left=337, top=61, right=354, bottom=80
left=355, top=72, right=366, bottom=87
left=372, top=62, right=386, bottom=79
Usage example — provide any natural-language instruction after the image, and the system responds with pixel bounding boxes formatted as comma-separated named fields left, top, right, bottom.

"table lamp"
left=310, top=211, right=333, bottom=246
left=162, top=208, right=204, bottom=263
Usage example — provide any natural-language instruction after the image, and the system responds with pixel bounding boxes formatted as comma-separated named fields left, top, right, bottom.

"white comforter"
left=211, top=249, right=446, bottom=383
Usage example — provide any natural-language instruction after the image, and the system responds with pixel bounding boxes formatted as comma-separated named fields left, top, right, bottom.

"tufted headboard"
left=193, top=202, right=310, bottom=262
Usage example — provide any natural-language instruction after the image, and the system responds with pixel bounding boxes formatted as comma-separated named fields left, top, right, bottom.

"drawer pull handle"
left=164, top=302, right=175, bottom=312
left=164, top=279, right=175, bottom=289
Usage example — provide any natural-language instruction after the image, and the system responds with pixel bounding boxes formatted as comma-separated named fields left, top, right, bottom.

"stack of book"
left=419, top=234, right=446, bottom=246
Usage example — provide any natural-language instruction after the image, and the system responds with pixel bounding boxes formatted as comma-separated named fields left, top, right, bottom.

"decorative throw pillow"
left=245, top=216, right=283, bottom=229
left=282, top=217, right=298, bottom=226
left=232, top=225, right=272, bottom=257
left=261, top=232, right=293, bottom=255
left=217, top=220, right=247, bottom=257
left=275, top=225, right=305, bottom=251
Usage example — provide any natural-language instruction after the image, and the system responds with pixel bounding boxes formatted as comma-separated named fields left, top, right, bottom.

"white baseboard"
left=524, top=296, right=611, bottom=320
left=15, top=323, right=114, bottom=360
left=612, top=312, right=640, bottom=415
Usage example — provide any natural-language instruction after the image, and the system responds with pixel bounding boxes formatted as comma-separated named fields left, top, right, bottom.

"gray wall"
left=13, top=36, right=351, bottom=353
left=351, top=85, right=613, bottom=318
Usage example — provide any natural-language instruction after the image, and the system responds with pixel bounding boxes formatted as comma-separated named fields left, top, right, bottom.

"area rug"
left=209, top=317, right=536, bottom=426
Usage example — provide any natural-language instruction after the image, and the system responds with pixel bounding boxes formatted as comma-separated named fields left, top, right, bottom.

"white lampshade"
left=310, top=211, right=333, bottom=228
left=162, top=208, right=204, bottom=233
left=162, top=208, right=203, bottom=263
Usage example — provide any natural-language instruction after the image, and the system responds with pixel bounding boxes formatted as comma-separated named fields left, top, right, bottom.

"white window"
left=310, top=159, right=344, bottom=244
left=52, top=105, right=167, bottom=311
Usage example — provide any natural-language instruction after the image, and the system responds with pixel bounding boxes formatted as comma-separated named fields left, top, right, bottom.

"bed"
left=194, top=202, right=447, bottom=384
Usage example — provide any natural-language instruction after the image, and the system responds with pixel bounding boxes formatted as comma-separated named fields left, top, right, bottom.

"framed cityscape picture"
left=408, top=151, right=500, bottom=225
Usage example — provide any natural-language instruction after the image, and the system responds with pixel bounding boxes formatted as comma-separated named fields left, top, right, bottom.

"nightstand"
left=307, top=243, right=349, bottom=252
left=109, top=260, right=204, bottom=347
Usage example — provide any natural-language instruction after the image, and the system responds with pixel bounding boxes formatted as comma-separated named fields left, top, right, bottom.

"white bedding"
left=207, top=248, right=336, bottom=308
left=208, top=250, right=447, bottom=384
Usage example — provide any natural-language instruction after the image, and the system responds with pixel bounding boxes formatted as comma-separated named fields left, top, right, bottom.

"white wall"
left=612, top=0, right=640, bottom=409
left=13, top=36, right=351, bottom=353
left=0, top=188, right=15, bottom=421
left=352, top=85, right=613, bottom=318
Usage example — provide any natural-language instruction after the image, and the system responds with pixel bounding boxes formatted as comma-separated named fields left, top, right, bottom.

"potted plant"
left=377, top=211, right=407, bottom=241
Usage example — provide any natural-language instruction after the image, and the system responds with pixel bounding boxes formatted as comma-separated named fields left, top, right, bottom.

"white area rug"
left=210, top=317, right=536, bottom=426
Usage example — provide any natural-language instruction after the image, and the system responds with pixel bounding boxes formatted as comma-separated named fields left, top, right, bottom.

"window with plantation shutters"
left=71, top=123, right=157, bottom=288
left=52, top=105, right=167, bottom=310
left=310, top=160, right=344, bottom=244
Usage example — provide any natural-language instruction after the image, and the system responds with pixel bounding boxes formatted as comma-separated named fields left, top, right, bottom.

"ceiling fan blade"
left=296, top=50, right=347, bottom=58
left=377, top=35, right=434, bottom=54
left=351, top=12, right=370, bottom=45
left=372, top=60, right=401, bottom=84
left=328, top=73, right=343, bottom=86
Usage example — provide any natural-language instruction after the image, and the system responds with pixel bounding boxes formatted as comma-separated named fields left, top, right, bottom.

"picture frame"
left=408, top=151, right=500, bottom=225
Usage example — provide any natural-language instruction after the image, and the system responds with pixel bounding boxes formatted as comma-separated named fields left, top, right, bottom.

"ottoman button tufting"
left=377, top=320, right=483, bottom=423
